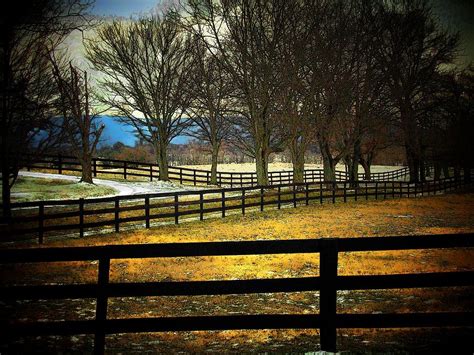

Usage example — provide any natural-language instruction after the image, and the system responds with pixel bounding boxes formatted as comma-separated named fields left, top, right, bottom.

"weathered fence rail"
left=1, top=233, right=473, bottom=354
left=2, top=175, right=472, bottom=244
left=19, top=154, right=410, bottom=186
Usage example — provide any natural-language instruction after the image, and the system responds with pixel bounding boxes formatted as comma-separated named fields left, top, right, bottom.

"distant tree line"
left=1, top=0, right=473, bottom=221
left=84, top=0, right=473, bottom=185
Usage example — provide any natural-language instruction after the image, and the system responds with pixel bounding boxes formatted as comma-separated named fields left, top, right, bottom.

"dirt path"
left=18, top=171, right=205, bottom=197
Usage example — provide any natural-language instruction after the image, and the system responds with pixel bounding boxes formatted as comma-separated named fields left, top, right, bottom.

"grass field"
left=2, top=192, right=474, bottom=352
left=180, top=162, right=401, bottom=174
left=10, top=176, right=118, bottom=202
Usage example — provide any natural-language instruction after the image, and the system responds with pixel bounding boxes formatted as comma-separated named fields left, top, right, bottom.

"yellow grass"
left=2, top=193, right=474, bottom=352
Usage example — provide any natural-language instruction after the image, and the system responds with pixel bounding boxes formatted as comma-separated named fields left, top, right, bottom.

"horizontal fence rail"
left=1, top=233, right=473, bottom=354
left=18, top=154, right=411, bottom=187
left=2, top=175, right=473, bottom=244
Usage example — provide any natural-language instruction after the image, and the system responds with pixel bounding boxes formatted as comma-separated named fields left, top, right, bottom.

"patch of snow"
left=18, top=171, right=208, bottom=199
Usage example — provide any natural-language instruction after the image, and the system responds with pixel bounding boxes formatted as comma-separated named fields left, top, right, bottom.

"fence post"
left=260, top=187, right=264, bottom=211
left=375, top=182, right=378, bottom=200
left=305, top=183, right=309, bottom=205
left=145, top=196, right=150, bottom=228
left=200, top=192, right=204, bottom=221
left=320, top=239, right=338, bottom=353
left=93, top=159, right=97, bottom=178
left=194, top=170, right=197, bottom=186
left=222, top=191, right=226, bottom=218
left=365, top=182, right=369, bottom=201
left=384, top=182, right=387, bottom=199
left=179, top=169, right=183, bottom=185
left=174, top=194, right=179, bottom=224
left=150, top=165, right=153, bottom=182
left=114, top=198, right=120, bottom=233
left=332, top=182, right=336, bottom=204
left=354, top=182, right=358, bottom=201
left=293, top=185, right=297, bottom=208
left=79, top=198, right=84, bottom=238
left=278, top=186, right=281, bottom=209
left=123, top=162, right=127, bottom=180
left=242, top=189, right=246, bottom=215
left=38, top=202, right=44, bottom=244
left=320, top=182, right=323, bottom=204
left=343, top=182, right=347, bottom=203
left=94, top=257, right=110, bottom=355
left=207, top=171, right=210, bottom=185
left=58, top=154, right=62, bottom=174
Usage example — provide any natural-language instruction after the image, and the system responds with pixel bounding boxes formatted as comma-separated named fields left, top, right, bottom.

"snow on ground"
left=179, top=162, right=404, bottom=173
left=18, top=171, right=206, bottom=198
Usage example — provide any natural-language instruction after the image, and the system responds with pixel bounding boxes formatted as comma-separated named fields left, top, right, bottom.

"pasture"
left=2, top=192, right=473, bottom=353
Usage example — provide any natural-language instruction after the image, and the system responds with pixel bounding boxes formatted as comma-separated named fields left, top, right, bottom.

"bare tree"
left=182, top=0, right=294, bottom=185
left=428, top=67, right=474, bottom=181
left=298, top=0, right=361, bottom=181
left=51, top=57, right=105, bottom=183
left=374, top=0, right=459, bottom=182
left=85, top=12, right=192, bottom=181
left=1, top=0, right=92, bottom=221
left=272, top=1, right=316, bottom=184
left=184, top=37, right=233, bottom=184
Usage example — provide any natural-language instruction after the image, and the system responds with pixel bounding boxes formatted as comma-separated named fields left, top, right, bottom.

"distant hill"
left=98, top=116, right=188, bottom=147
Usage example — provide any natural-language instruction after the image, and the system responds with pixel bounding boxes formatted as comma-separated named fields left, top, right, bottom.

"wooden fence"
left=1, top=233, right=473, bottom=354
left=2, top=175, right=472, bottom=244
left=19, top=154, right=410, bottom=186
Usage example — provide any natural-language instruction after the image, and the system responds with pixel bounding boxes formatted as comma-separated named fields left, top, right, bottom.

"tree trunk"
left=442, top=162, right=450, bottom=178
left=255, top=147, right=269, bottom=186
left=155, top=140, right=169, bottom=181
left=419, top=159, right=426, bottom=182
left=433, top=161, right=441, bottom=180
left=463, top=163, right=471, bottom=183
left=321, top=151, right=336, bottom=181
left=1, top=160, right=11, bottom=222
left=401, top=105, right=420, bottom=183
left=319, top=140, right=336, bottom=182
left=360, top=158, right=371, bottom=181
left=290, top=137, right=305, bottom=184
left=210, top=143, right=219, bottom=185
left=346, top=140, right=360, bottom=187
left=80, top=155, right=93, bottom=183
left=406, top=147, right=420, bottom=183
left=1, top=39, right=11, bottom=222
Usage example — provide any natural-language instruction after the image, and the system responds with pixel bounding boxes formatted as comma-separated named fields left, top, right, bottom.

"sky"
left=91, top=0, right=172, bottom=17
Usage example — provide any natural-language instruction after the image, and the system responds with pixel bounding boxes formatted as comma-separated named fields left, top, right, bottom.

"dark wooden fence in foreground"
left=1, top=233, right=473, bottom=354
left=19, top=154, right=410, bottom=186
left=3, top=175, right=472, bottom=244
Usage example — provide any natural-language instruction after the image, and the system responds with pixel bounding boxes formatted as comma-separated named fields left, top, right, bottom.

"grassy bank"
left=10, top=176, right=117, bottom=202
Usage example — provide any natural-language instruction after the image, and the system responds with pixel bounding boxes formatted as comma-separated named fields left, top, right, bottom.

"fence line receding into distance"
left=19, top=154, right=410, bottom=186
left=2, top=175, right=472, bottom=244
